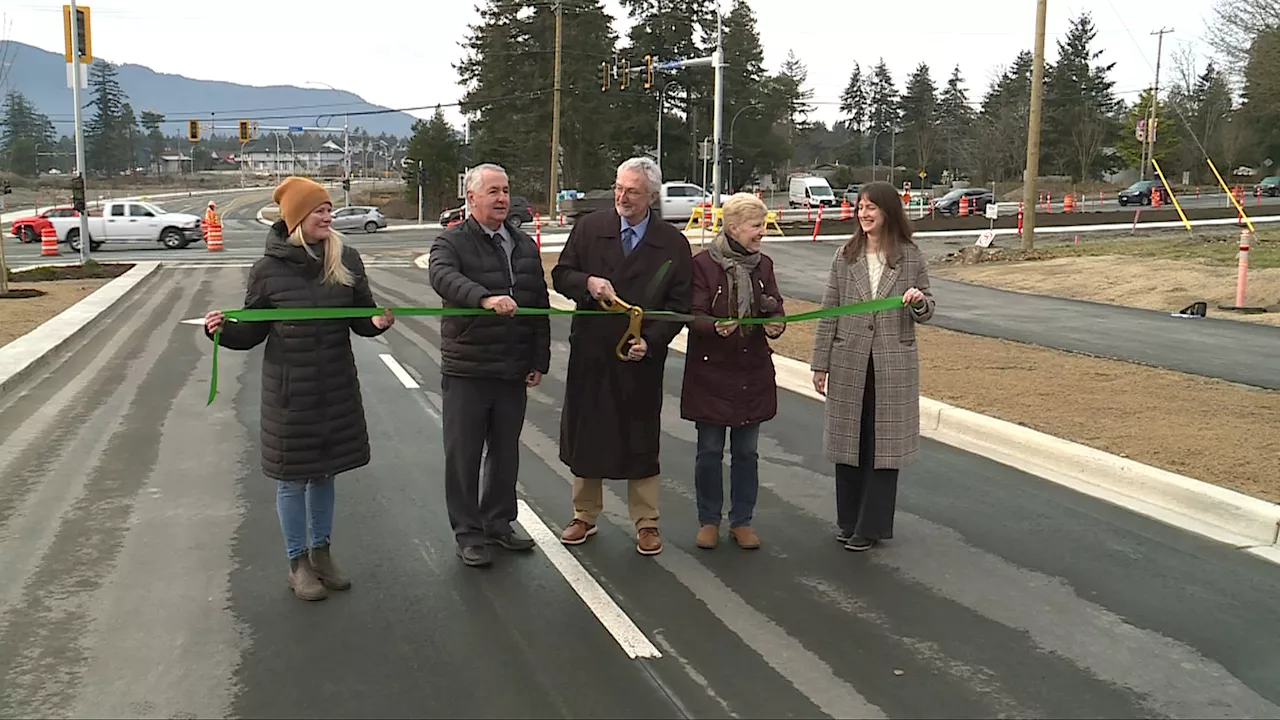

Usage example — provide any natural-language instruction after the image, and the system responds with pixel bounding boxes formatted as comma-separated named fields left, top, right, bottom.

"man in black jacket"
left=428, top=162, right=551, bottom=567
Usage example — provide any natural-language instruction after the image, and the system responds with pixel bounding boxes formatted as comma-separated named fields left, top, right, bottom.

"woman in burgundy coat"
left=680, top=192, right=786, bottom=550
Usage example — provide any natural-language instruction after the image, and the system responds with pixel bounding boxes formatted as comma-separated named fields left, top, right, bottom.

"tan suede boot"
left=309, top=542, right=351, bottom=591
left=696, top=524, right=719, bottom=549
left=288, top=554, right=327, bottom=601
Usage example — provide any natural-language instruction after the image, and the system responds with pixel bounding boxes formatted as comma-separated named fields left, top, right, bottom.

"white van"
left=789, top=175, right=837, bottom=208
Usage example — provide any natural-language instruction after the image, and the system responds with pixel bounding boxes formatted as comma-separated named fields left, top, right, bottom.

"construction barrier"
left=206, top=223, right=224, bottom=252
left=40, top=225, right=59, bottom=256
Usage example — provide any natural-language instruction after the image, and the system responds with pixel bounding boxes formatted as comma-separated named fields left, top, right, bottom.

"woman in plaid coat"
left=810, top=181, right=935, bottom=552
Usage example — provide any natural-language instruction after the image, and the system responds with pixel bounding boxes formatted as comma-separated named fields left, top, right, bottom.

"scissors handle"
left=598, top=296, right=644, bottom=361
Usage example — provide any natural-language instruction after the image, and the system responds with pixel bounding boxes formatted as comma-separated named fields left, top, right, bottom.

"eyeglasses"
left=611, top=183, right=648, bottom=198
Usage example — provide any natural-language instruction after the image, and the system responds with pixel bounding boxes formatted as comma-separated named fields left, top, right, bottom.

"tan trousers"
left=572, top=476, right=661, bottom=530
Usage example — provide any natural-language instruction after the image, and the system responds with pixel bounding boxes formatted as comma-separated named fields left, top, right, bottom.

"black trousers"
left=441, top=374, right=528, bottom=548
left=835, top=356, right=899, bottom=540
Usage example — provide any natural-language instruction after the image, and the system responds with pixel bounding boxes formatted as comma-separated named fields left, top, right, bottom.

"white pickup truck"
left=48, top=200, right=205, bottom=252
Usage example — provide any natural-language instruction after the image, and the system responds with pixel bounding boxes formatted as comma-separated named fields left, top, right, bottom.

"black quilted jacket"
left=207, top=221, right=387, bottom=481
left=427, top=216, right=551, bottom=379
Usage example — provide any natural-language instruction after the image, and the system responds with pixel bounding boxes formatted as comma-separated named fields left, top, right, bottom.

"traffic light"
left=62, top=5, right=92, bottom=63
left=619, top=59, right=630, bottom=90
left=187, top=119, right=200, bottom=143
left=238, top=119, right=250, bottom=143
left=644, top=54, right=654, bottom=89
left=601, top=61, right=610, bottom=92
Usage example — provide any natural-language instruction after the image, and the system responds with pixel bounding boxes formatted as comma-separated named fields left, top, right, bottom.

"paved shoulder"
left=767, top=241, right=1280, bottom=389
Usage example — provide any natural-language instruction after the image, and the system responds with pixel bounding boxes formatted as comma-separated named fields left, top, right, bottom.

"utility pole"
left=70, top=0, right=90, bottom=265
left=1020, top=0, right=1048, bottom=252
left=549, top=0, right=563, bottom=220
left=1141, top=27, right=1173, bottom=181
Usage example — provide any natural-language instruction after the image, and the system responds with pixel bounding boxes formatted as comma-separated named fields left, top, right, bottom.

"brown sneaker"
left=288, top=555, right=327, bottom=601
left=695, top=524, right=719, bottom=549
left=309, top=542, right=351, bottom=590
left=560, top=519, right=597, bottom=545
left=730, top=526, right=761, bottom=549
left=636, top=527, right=663, bottom=555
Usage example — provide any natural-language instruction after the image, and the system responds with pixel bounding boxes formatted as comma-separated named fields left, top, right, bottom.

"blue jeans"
left=276, top=476, right=335, bottom=559
left=694, top=422, right=761, bottom=528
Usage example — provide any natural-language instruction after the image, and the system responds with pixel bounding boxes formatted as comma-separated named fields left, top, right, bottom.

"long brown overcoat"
left=810, top=241, right=935, bottom=469
left=551, top=208, right=693, bottom=480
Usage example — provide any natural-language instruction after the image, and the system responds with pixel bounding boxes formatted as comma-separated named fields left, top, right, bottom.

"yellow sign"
left=62, top=5, right=92, bottom=63
left=187, top=119, right=200, bottom=143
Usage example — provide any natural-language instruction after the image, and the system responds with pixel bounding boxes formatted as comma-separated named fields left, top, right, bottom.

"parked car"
left=10, top=205, right=80, bottom=243
left=1255, top=175, right=1280, bottom=197
left=330, top=206, right=388, bottom=233
left=789, top=175, right=838, bottom=208
left=1117, top=180, right=1156, bottom=206
left=46, top=200, right=203, bottom=251
left=931, top=187, right=994, bottom=215
left=438, top=195, right=536, bottom=228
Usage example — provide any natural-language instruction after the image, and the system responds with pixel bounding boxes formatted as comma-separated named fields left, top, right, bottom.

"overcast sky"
left=2, top=0, right=1220, bottom=131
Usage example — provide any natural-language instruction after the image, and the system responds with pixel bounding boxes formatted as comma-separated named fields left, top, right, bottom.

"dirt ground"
left=0, top=279, right=110, bottom=347
left=540, top=249, right=1280, bottom=503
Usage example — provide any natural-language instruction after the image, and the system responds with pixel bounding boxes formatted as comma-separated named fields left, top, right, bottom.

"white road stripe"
left=378, top=354, right=420, bottom=389
left=514, top=499, right=663, bottom=660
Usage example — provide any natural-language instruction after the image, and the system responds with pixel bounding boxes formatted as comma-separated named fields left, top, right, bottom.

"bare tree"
left=1207, top=0, right=1280, bottom=78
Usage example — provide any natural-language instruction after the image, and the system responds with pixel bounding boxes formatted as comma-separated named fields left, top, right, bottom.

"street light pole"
left=70, top=0, right=90, bottom=264
left=710, top=9, right=725, bottom=206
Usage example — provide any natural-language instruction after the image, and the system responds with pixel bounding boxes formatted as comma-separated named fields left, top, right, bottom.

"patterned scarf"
left=708, top=231, right=762, bottom=322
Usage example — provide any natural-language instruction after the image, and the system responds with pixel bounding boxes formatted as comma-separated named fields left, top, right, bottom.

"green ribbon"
left=205, top=294, right=908, bottom=405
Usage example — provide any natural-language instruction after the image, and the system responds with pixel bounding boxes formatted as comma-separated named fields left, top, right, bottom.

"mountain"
left=0, top=40, right=418, bottom=139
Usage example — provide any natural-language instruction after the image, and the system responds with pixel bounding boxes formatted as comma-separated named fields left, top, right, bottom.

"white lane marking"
left=515, top=498, right=662, bottom=660
left=379, top=353, right=420, bottom=389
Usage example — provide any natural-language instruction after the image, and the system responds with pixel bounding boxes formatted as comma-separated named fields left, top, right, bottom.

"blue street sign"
left=288, top=125, right=303, bottom=133
left=657, top=61, right=682, bottom=70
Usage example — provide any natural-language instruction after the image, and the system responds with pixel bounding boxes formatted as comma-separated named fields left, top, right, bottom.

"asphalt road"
left=2, top=264, right=1278, bottom=718
left=765, top=240, right=1280, bottom=390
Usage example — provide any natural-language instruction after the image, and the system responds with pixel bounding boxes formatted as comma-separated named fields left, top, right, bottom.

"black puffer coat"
left=427, top=216, right=550, bottom=379
left=208, top=221, right=387, bottom=481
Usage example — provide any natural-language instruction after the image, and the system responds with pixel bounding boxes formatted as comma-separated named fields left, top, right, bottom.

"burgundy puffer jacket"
left=679, top=248, right=785, bottom=427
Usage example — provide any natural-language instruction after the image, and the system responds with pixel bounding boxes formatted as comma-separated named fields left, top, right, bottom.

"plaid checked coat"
left=810, top=241, right=935, bottom=469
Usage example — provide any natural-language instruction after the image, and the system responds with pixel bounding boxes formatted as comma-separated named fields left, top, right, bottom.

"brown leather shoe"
left=695, top=524, right=719, bottom=549
left=309, top=542, right=352, bottom=590
left=288, top=555, right=327, bottom=601
left=730, top=526, right=761, bottom=549
left=636, top=527, right=663, bottom=555
left=560, top=519, right=597, bottom=545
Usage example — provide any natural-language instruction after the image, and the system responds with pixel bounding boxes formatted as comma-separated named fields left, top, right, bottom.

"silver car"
left=330, top=206, right=388, bottom=233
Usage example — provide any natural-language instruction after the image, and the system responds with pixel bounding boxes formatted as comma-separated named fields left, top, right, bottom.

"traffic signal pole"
left=608, top=8, right=725, bottom=206
left=69, top=0, right=91, bottom=264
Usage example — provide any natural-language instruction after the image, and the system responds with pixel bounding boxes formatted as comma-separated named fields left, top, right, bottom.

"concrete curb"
left=0, top=261, right=162, bottom=399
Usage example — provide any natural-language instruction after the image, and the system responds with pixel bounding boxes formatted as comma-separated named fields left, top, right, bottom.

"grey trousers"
left=835, top=356, right=899, bottom=539
left=441, top=374, right=528, bottom=548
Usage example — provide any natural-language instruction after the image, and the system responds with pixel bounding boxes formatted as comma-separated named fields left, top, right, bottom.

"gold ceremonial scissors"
left=598, top=295, right=644, bottom=361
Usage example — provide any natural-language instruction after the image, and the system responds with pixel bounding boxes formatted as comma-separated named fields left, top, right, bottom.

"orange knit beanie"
left=273, top=176, right=331, bottom=233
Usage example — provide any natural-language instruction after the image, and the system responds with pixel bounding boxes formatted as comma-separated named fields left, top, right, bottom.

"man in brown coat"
left=552, top=157, right=692, bottom=555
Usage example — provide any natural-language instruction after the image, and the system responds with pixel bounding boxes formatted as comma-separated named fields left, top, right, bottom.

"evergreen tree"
left=1114, top=88, right=1184, bottom=171
left=139, top=111, right=166, bottom=173
left=120, top=102, right=139, bottom=171
left=1042, top=12, right=1122, bottom=180
left=85, top=59, right=131, bottom=174
left=936, top=65, right=976, bottom=176
left=403, top=106, right=465, bottom=217
left=976, top=50, right=1033, bottom=182
left=865, top=59, right=899, bottom=173
left=837, top=62, right=867, bottom=165
left=719, top=0, right=781, bottom=188
left=0, top=90, right=56, bottom=177
left=898, top=63, right=938, bottom=180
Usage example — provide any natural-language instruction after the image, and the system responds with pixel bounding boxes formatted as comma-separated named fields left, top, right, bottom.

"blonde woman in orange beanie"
left=203, top=176, right=394, bottom=601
